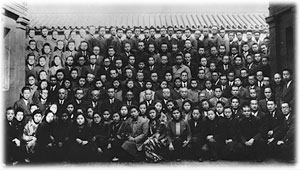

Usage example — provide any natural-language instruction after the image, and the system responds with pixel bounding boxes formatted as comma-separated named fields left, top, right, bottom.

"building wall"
left=3, top=3, right=29, bottom=108
left=266, top=4, right=295, bottom=75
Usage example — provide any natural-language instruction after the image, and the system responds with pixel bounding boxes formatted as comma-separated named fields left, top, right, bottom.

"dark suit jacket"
left=111, top=38, right=123, bottom=55
left=13, top=99, right=32, bottom=116
left=166, top=119, right=191, bottom=143
left=282, top=80, right=294, bottom=104
left=82, top=64, right=100, bottom=77
left=101, top=98, right=122, bottom=113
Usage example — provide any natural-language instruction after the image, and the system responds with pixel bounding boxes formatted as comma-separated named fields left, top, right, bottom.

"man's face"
left=220, top=30, right=225, bottom=37
left=281, top=103, right=291, bottom=115
left=6, top=110, right=14, bottom=121
left=242, top=107, right=251, bottom=118
left=89, top=55, right=97, bottom=64
left=184, top=54, right=192, bottom=63
left=144, top=30, right=150, bottom=38
left=274, top=73, right=282, bottom=84
left=75, top=90, right=84, bottom=100
left=50, top=77, right=57, bottom=86
left=89, top=27, right=96, bottom=35
left=211, top=47, right=217, bottom=55
left=176, top=56, right=183, bottom=65
left=162, top=89, right=171, bottom=99
left=93, top=47, right=100, bottom=55
left=138, top=42, right=144, bottom=51
left=29, top=42, right=36, bottom=50
left=250, top=100, right=258, bottom=111
left=145, top=91, right=152, bottom=100
left=282, top=71, right=291, bottom=80
left=80, top=42, right=88, bottom=50
left=40, top=90, right=48, bottom=99
left=264, top=88, right=272, bottom=99
left=167, top=28, right=174, bottom=36
left=267, top=101, right=276, bottom=112
left=58, top=89, right=66, bottom=99
left=231, top=87, right=239, bottom=96
left=180, top=89, right=188, bottom=98
left=99, top=28, right=106, bottom=36
left=66, top=57, right=74, bottom=66
left=107, top=89, right=115, bottom=98
left=42, top=28, right=48, bottom=37
left=181, top=73, right=188, bottom=82
left=215, top=88, right=222, bottom=98
left=117, top=30, right=123, bottom=38
left=28, top=76, right=36, bottom=85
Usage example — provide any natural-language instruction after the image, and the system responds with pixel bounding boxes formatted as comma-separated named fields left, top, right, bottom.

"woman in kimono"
left=121, top=105, right=149, bottom=161
left=143, top=106, right=168, bottom=162
left=107, top=112, right=131, bottom=162
left=35, top=110, right=55, bottom=162
left=166, top=107, right=191, bottom=162
left=52, top=111, right=72, bottom=162
left=68, top=113, right=93, bottom=162
left=202, top=109, right=224, bottom=161
left=90, top=112, right=110, bottom=161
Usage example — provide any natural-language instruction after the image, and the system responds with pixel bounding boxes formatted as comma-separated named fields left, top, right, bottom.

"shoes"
left=256, top=158, right=264, bottom=162
left=12, top=161, right=19, bottom=165
left=209, top=157, right=218, bottom=162
left=24, top=158, right=30, bottom=163
left=175, top=158, right=182, bottom=162
left=112, top=157, right=119, bottom=162
left=198, top=157, right=203, bottom=162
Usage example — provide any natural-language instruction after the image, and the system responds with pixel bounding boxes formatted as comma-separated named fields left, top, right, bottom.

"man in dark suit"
left=218, top=74, right=231, bottom=98
left=13, top=86, right=32, bottom=121
left=34, top=89, right=51, bottom=115
left=48, top=76, right=60, bottom=104
left=71, top=88, right=89, bottom=113
left=55, top=88, right=69, bottom=116
left=62, top=56, right=75, bottom=78
left=87, top=89, right=102, bottom=113
left=101, top=87, right=122, bottom=113
left=270, top=102, right=295, bottom=161
left=258, top=87, right=273, bottom=113
left=111, top=28, right=124, bottom=55
left=218, top=55, right=234, bottom=76
left=82, top=55, right=100, bottom=77
left=282, top=69, right=294, bottom=106
left=122, top=90, right=139, bottom=107
left=140, top=89, right=155, bottom=108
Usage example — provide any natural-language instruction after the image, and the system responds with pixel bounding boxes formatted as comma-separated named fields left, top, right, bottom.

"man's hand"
left=182, top=140, right=189, bottom=147
left=169, top=143, right=174, bottom=151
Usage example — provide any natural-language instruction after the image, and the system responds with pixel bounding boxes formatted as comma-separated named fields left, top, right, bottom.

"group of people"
left=5, top=25, right=294, bottom=165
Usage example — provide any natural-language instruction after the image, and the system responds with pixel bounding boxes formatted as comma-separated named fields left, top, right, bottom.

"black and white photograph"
left=1, top=0, right=297, bottom=168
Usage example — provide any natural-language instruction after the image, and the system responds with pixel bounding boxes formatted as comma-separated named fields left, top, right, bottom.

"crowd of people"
left=5, top=25, right=295, bottom=165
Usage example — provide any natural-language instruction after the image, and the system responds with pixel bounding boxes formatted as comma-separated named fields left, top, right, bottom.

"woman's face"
left=57, top=41, right=64, bottom=50
left=146, top=82, right=153, bottom=89
left=192, top=110, right=201, bottom=120
left=139, top=104, right=147, bottom=115
left=202, top=101, right=209, bottom=110
left=207, top=110, right=216, bottom=120
left=33, top=113, right=42, bottom=124
left=112, top=113, right=120, bottom=122
left=39, top=72, right=47, bottom=80
left=46, top=112, right=54, bottom=123
left=103, top=111, right=110, bottom=120
left=16, top=112, right=24, bottom=122
left=154, top=102, right=163, bottom=112
left=76, top=115, right=85, bottom=125
left=40, top=81, right=48, bottom=89
left=54, top=57, right=61, bottom=65
left=64, top=80, right=71, bottom=88
left=216, top=104, right=224, bottom=113
left=127, top=81, right=134, bottom=88
left=87, top=108, right=94, bottom=118
left=68, top=43, right=75, bottom=51
left=183, top=102, right=191, bottom=111
left=130, top=108, right=139, bottom=119
left=93, top=113, right=101, bottom=124
left=44, top=46, right=51, bottom=54
left=149, top=109, right=157, bottom=120
left=167, top=102, right=174, bottom=110
left=67, top=104, right=74, bottom=113
left=224, top=109, right=233, bottom=118
left=172, top=110, right=181, bottom=120
left=113, top=81, right=120, bottom=88
left=39, top=58, right=46, bottom=66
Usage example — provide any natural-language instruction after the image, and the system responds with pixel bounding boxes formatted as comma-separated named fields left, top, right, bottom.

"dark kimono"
left=237, top=115, right=266, bottom=160
left=90, top=121, right=110, bottom=161
left=68, top=123, right=93, bottom=162
left=219, top=116, right=243, bottom=160
left=52, top=119, right=72, bottom=161
left=202, top=116, right=224, bottom=160
left=35, top=121, right=55, bottom=162
left=187, top=117, right=206, bottom=159
left=166, top=118, right=191, bottom=160
left=107, top=120, right=131, bottom=160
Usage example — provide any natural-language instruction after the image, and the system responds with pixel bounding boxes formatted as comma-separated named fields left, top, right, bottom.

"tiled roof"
left=28, top=12, right=268, bottom=31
